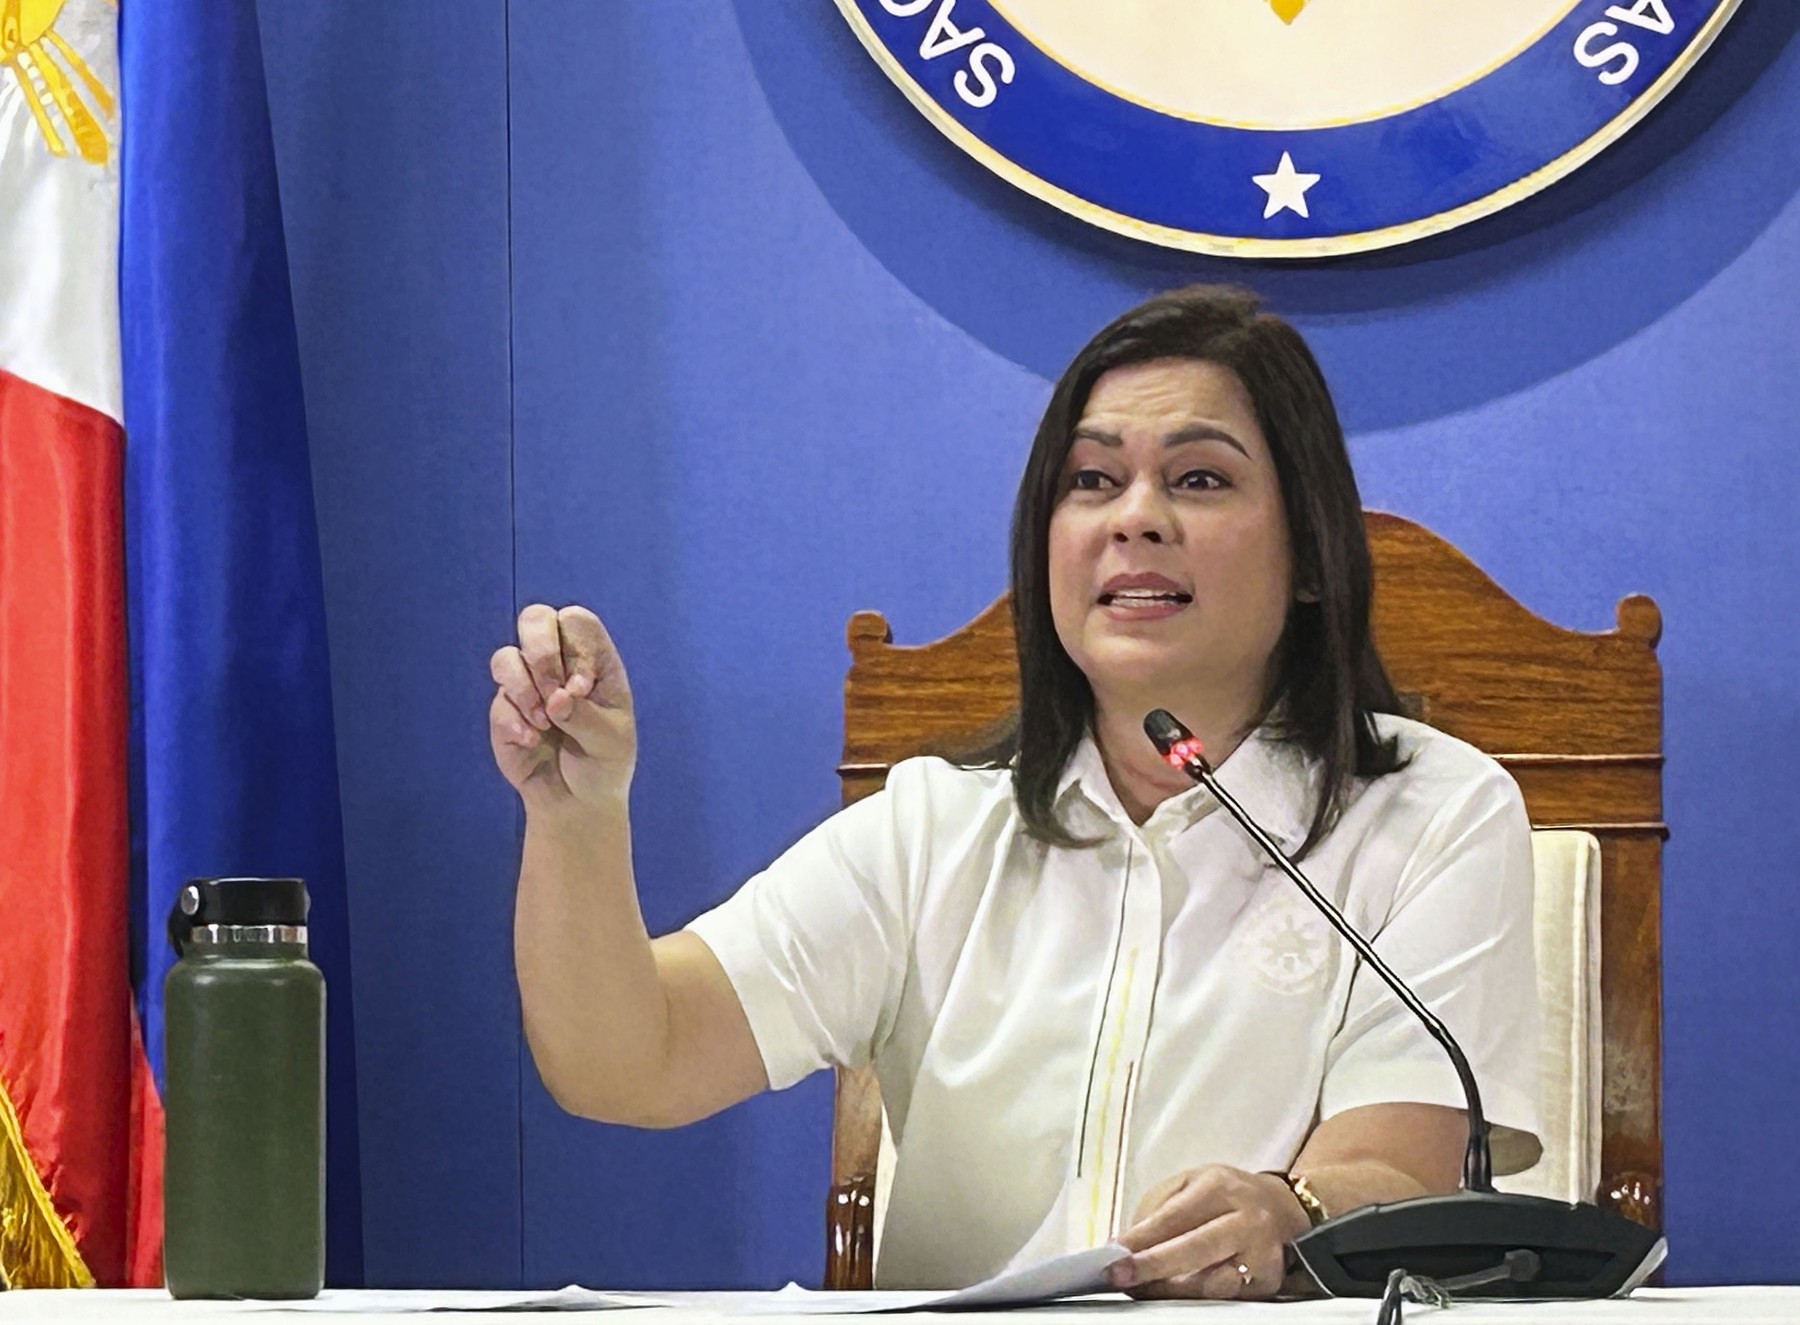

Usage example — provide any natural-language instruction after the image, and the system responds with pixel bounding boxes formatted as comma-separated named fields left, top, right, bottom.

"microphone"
left=1142, top=709, right=1665, bottom=1304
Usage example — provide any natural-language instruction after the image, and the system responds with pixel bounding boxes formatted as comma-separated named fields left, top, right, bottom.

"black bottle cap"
left=168, top=877, right=310, bottom=953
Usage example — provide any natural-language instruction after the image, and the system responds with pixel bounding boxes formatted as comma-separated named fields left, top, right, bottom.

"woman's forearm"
left=1300, top=1156, right=1442, bottom=1222
left=513, top=797, right=672, bottom=1122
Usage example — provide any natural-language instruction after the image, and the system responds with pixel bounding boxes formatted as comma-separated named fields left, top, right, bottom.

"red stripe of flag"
left=0, top=365, right=163, bottom=1287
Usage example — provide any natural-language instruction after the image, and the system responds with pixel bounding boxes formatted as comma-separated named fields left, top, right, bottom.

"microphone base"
left=1291, top=1190, right=1666, bottom=1300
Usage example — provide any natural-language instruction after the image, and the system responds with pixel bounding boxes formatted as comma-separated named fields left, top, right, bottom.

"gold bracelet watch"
left=1269, top=1171, right=1329, bottom=1227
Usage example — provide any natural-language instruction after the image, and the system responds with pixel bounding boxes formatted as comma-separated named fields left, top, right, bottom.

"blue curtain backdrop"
left=253, top=0, right=1800, bottom=1290
left=120, top=0, right=363, bottom=1285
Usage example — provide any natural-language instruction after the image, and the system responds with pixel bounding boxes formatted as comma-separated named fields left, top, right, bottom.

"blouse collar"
left=1054, top=721, right=1317, bottom=855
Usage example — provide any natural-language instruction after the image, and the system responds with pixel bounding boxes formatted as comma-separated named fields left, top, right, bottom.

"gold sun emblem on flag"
left=2, top=0, right=116, bottom=165
left=1267, top=0, right=1310, bottom=22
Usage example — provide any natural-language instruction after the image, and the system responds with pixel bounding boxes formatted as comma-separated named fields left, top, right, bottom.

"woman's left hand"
left=1108, top=1165, right=1309, bottom=1299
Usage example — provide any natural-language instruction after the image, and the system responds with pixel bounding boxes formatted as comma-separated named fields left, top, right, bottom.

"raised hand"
left=489, top=604, right=636, bottom=812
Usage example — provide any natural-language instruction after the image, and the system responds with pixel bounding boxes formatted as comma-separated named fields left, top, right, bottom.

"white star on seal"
left=1253, top=152, right=1321, bottom=219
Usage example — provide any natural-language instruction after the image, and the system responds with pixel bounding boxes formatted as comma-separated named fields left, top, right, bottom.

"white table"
left=5, top=1289, right=1800, bottom=1324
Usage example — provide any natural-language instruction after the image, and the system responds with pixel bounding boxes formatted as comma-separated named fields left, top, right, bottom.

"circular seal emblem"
left=834, top=0, right=1742, bottom=257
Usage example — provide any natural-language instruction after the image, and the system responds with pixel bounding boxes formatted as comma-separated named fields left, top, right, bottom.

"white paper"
left=221, top=1243, right=1129, bottom=1315
left=238, top=1287, right=669, bottom=1313
left=932, top=1242, right=1131, bottom=1309
left=733, top=1243, right=1131, bottom=1314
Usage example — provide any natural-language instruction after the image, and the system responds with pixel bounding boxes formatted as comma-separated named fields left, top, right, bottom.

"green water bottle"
left=164, top=877, right=324, bottom=1299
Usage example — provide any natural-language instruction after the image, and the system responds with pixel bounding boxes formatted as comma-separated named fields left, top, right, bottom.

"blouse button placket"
left=1069, top=824, right=1164, bottom=1248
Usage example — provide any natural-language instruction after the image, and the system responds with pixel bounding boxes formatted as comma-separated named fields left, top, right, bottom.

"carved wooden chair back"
left=823, top=511, right=1664, bottom=1290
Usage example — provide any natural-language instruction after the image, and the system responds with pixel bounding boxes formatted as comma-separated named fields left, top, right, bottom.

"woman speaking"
left=486, top=286, right=1540, bottom=1298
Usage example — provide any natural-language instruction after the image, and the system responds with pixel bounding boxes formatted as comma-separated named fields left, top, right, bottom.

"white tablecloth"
left=5, top=1288, right=1800, bottom=1324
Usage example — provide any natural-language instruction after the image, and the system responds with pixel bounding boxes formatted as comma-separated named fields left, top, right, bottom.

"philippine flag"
left=0, top=0, right=162, bottom=1289
left=1, top=0, right=361, bottom=1289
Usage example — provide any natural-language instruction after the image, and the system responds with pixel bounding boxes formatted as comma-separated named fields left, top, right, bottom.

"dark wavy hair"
left=1006, top=285, right=1406, bottom=858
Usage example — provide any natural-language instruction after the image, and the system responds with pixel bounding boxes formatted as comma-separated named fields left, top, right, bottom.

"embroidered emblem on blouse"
left=1249, top=905, right=1329, bottom=995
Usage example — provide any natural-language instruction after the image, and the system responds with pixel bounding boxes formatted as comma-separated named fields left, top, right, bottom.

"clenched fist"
left=489, top=604, right=635, bottom=812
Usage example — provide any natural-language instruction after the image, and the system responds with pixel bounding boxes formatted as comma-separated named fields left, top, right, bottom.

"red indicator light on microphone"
left=1166, top=736, right=1207, bottom=768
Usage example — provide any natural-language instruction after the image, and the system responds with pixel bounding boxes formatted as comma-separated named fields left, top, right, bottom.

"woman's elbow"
left=530, top=1049, right=698, bottom=1129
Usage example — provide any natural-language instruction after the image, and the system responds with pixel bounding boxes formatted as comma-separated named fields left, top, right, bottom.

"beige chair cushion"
left=1498, top=829, right=1603, bottom=1205
left=869, top=828, right=1602, bottom=1265
left=874, top=1109, right=897, bottom=1271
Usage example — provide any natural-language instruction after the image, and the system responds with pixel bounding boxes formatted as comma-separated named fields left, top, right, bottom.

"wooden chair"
left=822, top=511, right=1664, bottom=1291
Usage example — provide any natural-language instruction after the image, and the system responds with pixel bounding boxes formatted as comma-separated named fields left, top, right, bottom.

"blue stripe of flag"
left=120, top=0, right=364, bottom=1286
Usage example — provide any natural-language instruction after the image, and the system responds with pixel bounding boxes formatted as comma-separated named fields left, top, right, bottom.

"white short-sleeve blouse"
left=685, top=715, right=1541, bottom=1289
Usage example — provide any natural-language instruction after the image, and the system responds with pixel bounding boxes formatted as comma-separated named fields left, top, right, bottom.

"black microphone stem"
left=1143, top=711, right=1662, bottom=1301
left=1180, top=755, right=1494, bottom=1193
